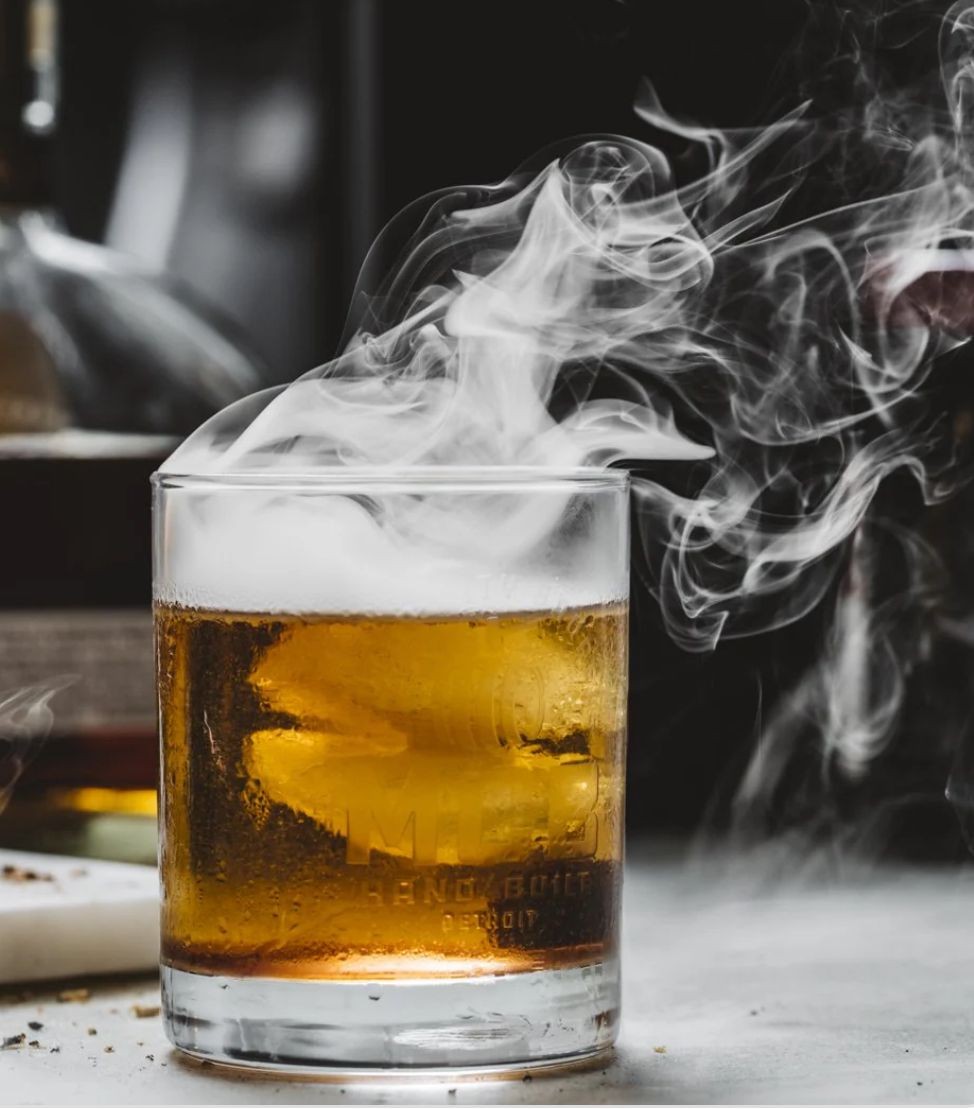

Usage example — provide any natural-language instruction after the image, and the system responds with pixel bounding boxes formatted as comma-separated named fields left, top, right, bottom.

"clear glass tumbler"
left=153, top=467, right=629, bottom=1073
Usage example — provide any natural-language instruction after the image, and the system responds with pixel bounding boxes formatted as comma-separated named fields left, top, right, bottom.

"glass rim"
left=151, top=465, right=631, bottom=492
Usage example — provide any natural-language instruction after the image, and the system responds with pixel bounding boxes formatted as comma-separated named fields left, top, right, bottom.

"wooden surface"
left=2, top=844, right=974, bottom=1105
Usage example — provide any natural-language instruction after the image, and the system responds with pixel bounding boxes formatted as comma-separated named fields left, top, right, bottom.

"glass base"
left=161, top=958, right=619, bottom=1073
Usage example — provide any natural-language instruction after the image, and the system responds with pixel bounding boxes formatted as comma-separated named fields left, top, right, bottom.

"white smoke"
left=160, top=3, right=974, bottom=799
left=0, top=680, right=71, bottom=816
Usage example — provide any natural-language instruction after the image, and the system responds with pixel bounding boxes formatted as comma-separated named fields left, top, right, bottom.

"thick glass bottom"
left=161, top=958, right=620, bottom=1073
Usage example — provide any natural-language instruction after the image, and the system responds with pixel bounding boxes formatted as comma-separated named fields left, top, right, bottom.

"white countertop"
left=0, top=850, right=158, bottom=985
left=2, top=844, right=973, bottom=1105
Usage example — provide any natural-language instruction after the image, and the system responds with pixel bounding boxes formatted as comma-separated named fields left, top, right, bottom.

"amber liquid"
left=157, top=602, right=627, bottom=980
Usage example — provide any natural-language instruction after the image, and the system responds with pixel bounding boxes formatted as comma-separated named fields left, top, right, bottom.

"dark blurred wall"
left=373, top=1, right=805, bottom=223
left=54, top=0, right=808, bottom=377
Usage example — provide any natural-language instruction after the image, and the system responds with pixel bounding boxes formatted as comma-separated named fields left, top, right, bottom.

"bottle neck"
left=0, top=0, right=53, bottom=207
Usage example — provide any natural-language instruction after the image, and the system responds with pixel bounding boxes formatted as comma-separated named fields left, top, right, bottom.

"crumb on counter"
left=2, top=864, right=53, bottom=882
left=57, top=989, right=90, bottom=1004
left=131, top=1004, right=161, bottom=1019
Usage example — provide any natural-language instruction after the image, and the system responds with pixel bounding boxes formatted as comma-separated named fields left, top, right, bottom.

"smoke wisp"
left=0, top=679, right=72, bottom=816
left=161, top=2, right=974, bottom=820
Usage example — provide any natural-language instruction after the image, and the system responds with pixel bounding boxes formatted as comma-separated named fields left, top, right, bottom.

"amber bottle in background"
left=0, top=0, right=261, bottom=860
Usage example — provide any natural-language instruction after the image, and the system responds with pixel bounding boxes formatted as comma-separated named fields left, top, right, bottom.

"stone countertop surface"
left=2, top=844, right=974, bottom=1106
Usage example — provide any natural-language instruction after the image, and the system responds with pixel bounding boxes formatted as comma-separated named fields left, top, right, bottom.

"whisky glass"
left=153, top=467, right=629, bottom=1073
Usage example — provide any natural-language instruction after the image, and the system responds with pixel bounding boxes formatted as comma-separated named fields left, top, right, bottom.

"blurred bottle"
left=0, top=0, right=261, bottom=856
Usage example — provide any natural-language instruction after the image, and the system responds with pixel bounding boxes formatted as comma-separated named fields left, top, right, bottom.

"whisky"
left=157, top=603, right=627, bottom=980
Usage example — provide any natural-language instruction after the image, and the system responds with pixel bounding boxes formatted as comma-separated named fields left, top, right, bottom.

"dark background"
left=56, top=0, right=809, bottom=377
left=41, top=0, right=966, bottom=852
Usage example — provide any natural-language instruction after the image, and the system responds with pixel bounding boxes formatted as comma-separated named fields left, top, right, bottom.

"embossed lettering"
left=504, top=874, right=524, bottom=899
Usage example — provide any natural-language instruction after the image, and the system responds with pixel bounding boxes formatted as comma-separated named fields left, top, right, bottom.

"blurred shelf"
left=0, top=797, right=157, bottom=865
